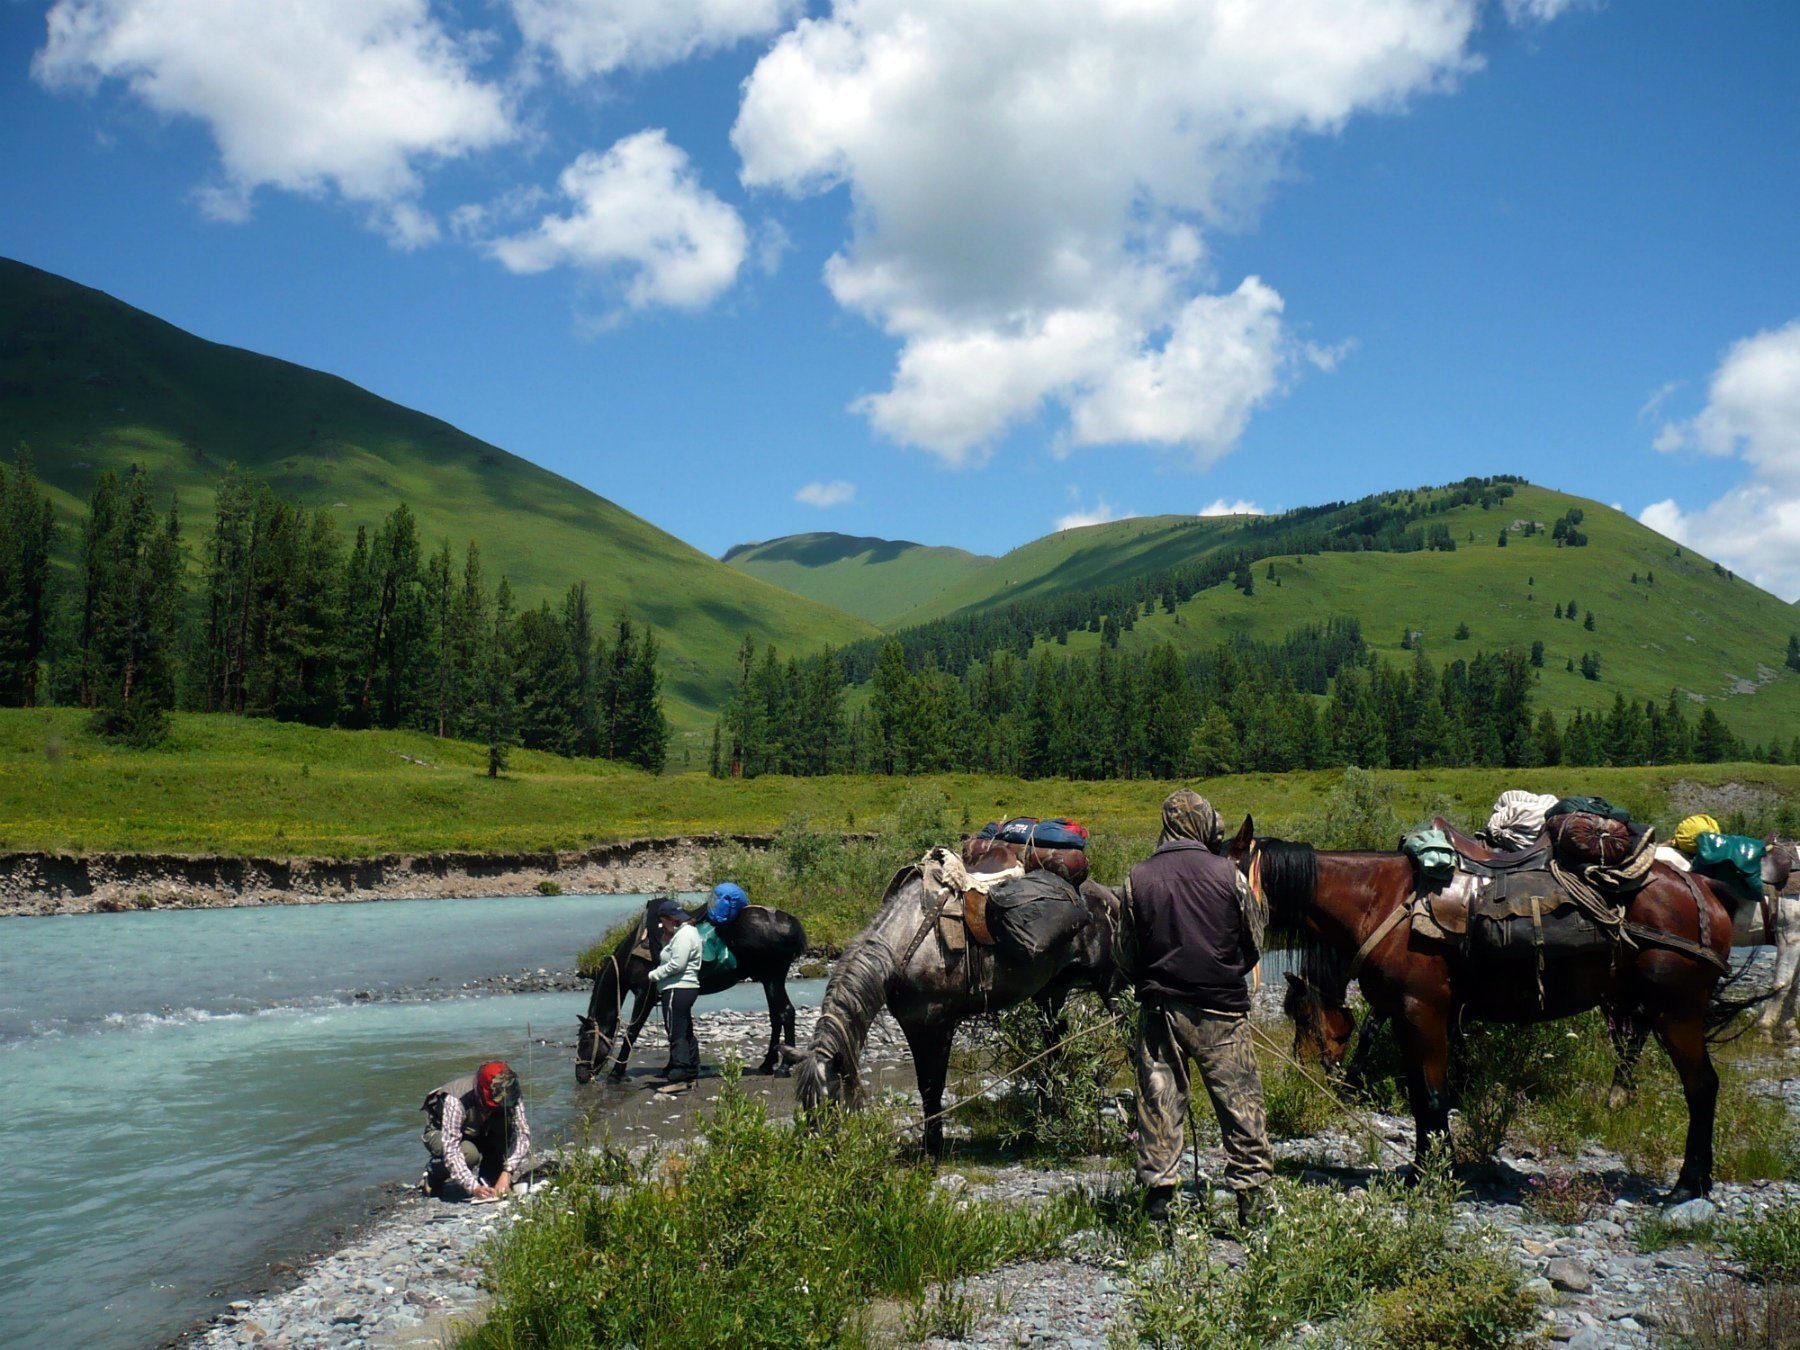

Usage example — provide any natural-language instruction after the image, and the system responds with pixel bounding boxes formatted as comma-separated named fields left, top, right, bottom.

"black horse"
left=576, top=899, right=807, bottom=1083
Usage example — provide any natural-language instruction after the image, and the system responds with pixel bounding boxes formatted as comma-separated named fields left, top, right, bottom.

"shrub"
left=1260, top=1057, right=1343, bottom=1141
left=534, top=879, right=562, bottom=896
left=1289, top=767, right=1403, bottom=851
left=963, top=990, right=1136, bottom=1159
left=1731, top=1201, right=1800, bottom=1283
left=462, top=1066, right=1085, bottom=1349
left=1121, top=1163, right=1539, bottom=1348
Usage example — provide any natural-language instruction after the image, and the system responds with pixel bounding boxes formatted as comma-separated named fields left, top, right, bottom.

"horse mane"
left=798, top=870, right=918, bottom=1108
left=1257, top=838, right=1350, bottom=1005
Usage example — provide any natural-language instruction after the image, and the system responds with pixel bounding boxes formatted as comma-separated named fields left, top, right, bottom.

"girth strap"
left=1348, top=900, right=1410, bottom=981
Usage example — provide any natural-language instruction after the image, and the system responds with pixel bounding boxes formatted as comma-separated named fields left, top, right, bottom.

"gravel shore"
left=194, top=980, right=1800, bottom=1349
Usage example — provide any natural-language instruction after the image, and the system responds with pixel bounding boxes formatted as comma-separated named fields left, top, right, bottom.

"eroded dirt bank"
left=0, top=835, right=774, bottom=918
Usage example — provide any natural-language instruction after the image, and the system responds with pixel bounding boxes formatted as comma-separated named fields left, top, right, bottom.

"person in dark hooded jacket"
left=1121, top=789, right=1274, bottom=1226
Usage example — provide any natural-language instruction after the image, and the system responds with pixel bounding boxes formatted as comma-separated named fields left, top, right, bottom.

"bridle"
left=576, top=951, right=628, bottom=1077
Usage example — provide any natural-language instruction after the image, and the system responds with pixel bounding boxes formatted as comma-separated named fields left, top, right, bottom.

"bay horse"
left=1284, top=836, right=1800, bottom=1092
left=575, top=899, right=806, bottom=1083
left=784, top=851, right=1123, bottom=1158
left=1233, top=815, right=1754, bottom=1202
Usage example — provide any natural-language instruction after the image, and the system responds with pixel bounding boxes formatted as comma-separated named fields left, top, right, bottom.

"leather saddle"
left=1432, top=816, right=1548, bottom=877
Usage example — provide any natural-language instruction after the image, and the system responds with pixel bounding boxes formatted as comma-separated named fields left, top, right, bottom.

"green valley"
left=0, top=258, right=878, bottom=745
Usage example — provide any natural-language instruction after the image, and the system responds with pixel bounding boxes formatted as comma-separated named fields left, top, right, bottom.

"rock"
left=1663, top=1197, right=1718, bottom=1229
left=1546, top=1258, right=1592, bottom=1294
left=1563, top=1328, right=1606, bottom=1350
left=1523, top=1277, right=1554, bottom=1297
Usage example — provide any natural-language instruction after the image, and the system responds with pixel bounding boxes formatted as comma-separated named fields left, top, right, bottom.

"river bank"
left=0, top=836, right=777, bottom=917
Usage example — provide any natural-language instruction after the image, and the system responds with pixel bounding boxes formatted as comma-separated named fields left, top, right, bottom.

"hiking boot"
left=420, top=1165, right=446, bottom=1198
left=1144, top=1185, right=1176, bottom=1223
left=1236, top=1187, right=1275, bottom=1230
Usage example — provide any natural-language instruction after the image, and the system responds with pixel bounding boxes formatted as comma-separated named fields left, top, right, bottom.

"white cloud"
left=511, top=0, right=799, bottom=80
left=1502, top=0, right=1594, bottom=24
left=1200, top=498, right=1266, bottom=517
left=1056, top=497, right=1128, bottom=531
left=34, top=0, right=512, bottom=235
left=795, top=480, right=856, bottom=507
left=488, top=130, right=747, bottom=312
left=734, top=0, right=1490, bottom=465
left=1640, top=319, right=1800, bottom=600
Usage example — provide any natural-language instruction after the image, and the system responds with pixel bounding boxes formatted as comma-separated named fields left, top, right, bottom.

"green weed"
left=1730, top=1201, right=1800, bottom=1283
left=460, top=1066, right=1085, bottom=1349
left=1120, top=1163, right=1539, bottom=1348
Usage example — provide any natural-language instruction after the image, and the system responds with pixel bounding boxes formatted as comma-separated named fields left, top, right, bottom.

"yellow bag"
left=1673, top=814, right=1721, bottom=855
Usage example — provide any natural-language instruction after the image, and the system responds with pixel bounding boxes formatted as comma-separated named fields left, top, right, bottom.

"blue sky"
left=3, top=0, right=1798, bottom=595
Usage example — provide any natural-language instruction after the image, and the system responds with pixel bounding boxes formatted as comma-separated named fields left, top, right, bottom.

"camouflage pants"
left=1134, top=1000, right=1273, bottom=1193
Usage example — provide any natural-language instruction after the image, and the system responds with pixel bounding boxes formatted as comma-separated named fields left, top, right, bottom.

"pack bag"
left=1027, top=818, right=1091, bottom=850
left=694, top=921, right=738, bottom=976
left=1485, top=790, right=1558, bottom=851
left=1546, top=796, right=1631, bottom=824
left=1692, top=832, right=1766, bottom=901
left=706, top=883, right=748, bottom=926
left=995, top=817, right=1040, bottom=844
left=1673, top=814, right=1722, bottom=855
left=982, top=870, right=1090, bottom=963
left=1546, top=812, right=1635, bottom=869
left=1402, top=827, right=1457, bottom=884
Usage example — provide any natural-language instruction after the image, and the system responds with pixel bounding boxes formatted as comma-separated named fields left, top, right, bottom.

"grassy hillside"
left=0, top=258, right=877, bottom=745
left=723, top=532, right=992, bottom=627
left=4, top=707, right=1795, bottom=859
left=885, top=513, right=1250, bottom=629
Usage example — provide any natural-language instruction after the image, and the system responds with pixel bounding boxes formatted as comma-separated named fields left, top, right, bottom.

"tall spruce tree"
left=0, top=450, right=57, bottom=706
left=88, top=469, right=184, bottom=745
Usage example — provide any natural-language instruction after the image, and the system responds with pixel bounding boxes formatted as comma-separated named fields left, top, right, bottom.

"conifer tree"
left=0, top=450, right=56, bottom=706
left=480, top=578, right=519, bottom=776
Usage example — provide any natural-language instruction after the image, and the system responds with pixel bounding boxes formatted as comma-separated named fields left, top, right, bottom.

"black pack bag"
left=983, top=870, right=1090, bottom=964
left=1469, top=874, right=1611, bottom=963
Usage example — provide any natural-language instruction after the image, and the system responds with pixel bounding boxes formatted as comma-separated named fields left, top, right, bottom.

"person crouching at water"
left=648, top=898, right=703, bottom=1088
left=420, top=1060, right=530, bottom=1199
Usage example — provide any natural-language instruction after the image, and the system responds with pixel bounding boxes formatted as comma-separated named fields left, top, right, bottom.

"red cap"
left=476, top=1060, right=518, bottom=1110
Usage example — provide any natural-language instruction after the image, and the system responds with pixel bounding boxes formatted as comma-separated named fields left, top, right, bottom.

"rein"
left=579, top=951, right=630, bottom=1076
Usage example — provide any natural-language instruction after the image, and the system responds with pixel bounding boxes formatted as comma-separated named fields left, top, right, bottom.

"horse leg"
left=1343, top=1009, right=1385, bottom=1095
left=610, top=990, right=654, bottom=1083
left=1760, top=914, right=1800, bottom=1040
left=1395, top=1005, right=1453, bottom=1168
left=1606, top=1008, right=1652, bottom=1110
left=1654, top=1012, right=1719, bottom=1203
left=900, top=1018, right=955, bottom=1161
left=756, top=977, right=788, bottom=1076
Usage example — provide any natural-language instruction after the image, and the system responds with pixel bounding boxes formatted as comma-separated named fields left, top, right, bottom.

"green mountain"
left=744, top=485, right=1800, bottom=748
left=0, top=258, right=877, bottom=746
left=722, top=532, right=993, bottom=627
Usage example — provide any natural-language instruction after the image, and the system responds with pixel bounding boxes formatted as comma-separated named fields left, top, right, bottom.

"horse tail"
left=1707, top=950, right=1775, bottom=1041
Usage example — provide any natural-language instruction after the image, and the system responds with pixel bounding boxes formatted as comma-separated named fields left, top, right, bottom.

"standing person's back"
left=1122, top=790, right=1273, bottom=1226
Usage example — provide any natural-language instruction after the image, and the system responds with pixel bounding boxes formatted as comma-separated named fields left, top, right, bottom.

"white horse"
left=1736, top=838, right=1800, bottom=1037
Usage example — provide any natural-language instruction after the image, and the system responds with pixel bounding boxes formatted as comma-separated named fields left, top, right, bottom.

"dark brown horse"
left=1233, top=815, right=1753, bottom=1202
left=575, top=899, right=806, bottom=1083
left=785, top=849, right=1123, bottom=1157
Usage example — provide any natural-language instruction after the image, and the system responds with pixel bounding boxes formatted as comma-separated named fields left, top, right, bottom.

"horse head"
left=783, top=1041, right=858, bottom=1122
left=1765, top=836, right=1798, bottom=894
left=1283, top=971, right=1356, bottom=1073
left=574, top=1014, right=613, bottom=1085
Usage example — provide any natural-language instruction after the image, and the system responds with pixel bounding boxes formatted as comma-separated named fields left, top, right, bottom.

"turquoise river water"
left=0, top=894, right=820, bottom=1348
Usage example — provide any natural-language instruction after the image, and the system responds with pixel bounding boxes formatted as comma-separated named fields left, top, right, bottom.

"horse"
left=575, top=899, right=807, bottom=1083
left=784, top=855, right=1123, bottom=1158
left=1283, top=835, right=1800, bottom=1087
left=1233, top=814, right=1753, bottom=1203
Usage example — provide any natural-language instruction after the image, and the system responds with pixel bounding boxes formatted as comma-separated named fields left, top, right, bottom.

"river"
left=0, top=894, right=820, bottom=1349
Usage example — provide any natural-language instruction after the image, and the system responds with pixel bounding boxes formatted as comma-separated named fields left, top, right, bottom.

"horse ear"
left=1283, top=971, right=1303, bottom=989
left=1230, top=814, right=1255, bottom=857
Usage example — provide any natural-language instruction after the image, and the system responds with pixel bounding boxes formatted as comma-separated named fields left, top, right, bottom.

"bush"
left=963, top=991, right=1137, bottom=1159
left=1289, top=767, right=1404, bottom=851
left=1731, top=1201, right=1800, bottom=1283
left=463, top=1066, right=1086, bottom=1348
left=1121, top=1163, right=1539, bottom=1348
left=534, top=879, right=562, bottom=896
left=1261, top=1057, right=1344, bottom=1141
left=1521, top=1173, right=1613, bottom=1227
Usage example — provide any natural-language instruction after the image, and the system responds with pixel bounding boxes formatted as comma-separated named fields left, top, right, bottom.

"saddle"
left=1431, top=816, right=1549, bottom=876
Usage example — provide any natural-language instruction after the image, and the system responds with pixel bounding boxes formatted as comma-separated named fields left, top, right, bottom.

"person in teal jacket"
left=647, top=898, right=703, bottom=1086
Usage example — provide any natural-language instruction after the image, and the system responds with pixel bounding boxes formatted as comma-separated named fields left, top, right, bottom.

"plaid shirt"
left=439, top=1091, right=531, bottom=1192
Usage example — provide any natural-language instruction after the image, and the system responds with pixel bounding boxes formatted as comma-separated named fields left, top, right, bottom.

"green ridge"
left=0, top=258, right=878, bottom=748
left=723, top=532, right=993, bottom=627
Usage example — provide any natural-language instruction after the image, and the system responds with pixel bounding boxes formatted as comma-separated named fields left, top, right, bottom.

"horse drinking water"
left=575, top=899, right=806, bottom=1083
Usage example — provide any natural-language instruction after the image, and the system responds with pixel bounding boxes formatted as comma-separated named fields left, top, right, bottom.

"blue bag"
left=707, top=882, right=748, bottom=926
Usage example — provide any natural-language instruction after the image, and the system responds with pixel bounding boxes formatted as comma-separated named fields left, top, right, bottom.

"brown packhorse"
left=1232, top=815, right=1752, bottom=1203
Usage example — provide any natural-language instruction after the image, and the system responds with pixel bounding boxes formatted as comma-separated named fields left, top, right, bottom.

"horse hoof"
left=607, top=1071, right=627, bottom=1086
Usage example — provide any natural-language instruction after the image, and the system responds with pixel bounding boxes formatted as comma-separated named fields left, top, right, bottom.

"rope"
left=913, top=1009, right=1128, bottom=1128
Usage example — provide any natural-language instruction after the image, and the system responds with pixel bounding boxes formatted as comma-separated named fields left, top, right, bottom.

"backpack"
left=695, top=921, right=738, bottom=976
